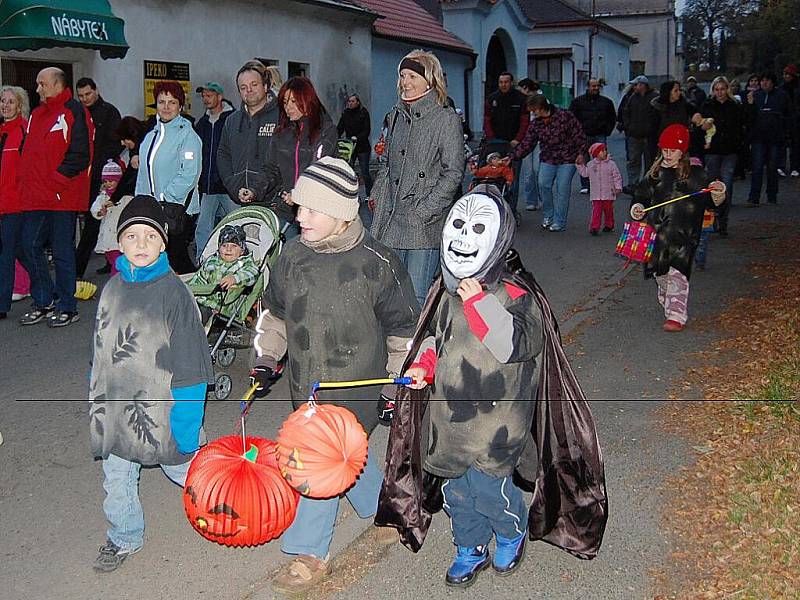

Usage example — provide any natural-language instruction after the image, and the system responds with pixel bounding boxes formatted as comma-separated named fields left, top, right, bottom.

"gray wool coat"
left=370, top=93, right=465, bottom=250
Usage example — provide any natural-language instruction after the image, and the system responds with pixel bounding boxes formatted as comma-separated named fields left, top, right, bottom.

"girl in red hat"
left=576, top=142, right=623, bottom=235
left=632, top=124, right=726, bottom=331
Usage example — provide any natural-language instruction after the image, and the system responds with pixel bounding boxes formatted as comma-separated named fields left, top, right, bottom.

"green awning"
left=0, top=0, right=128, bottom=59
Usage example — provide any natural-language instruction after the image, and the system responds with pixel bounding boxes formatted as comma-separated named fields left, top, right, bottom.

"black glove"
left=377, top=394, right=395, bottom=425
left=249, top=366, right=275, bottom=399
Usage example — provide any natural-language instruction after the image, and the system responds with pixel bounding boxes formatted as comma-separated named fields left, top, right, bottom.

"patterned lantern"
left=616, top=221, right=657, bottom=264
left=183, top=436, right=299, bottom=547
left=276, top=402, right=368, bottom=499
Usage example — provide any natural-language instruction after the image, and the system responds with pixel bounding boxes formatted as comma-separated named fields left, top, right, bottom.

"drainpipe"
left=464, top=52, right=476, bottom=138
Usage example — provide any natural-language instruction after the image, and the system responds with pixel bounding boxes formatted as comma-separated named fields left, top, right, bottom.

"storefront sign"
left=143, top=60, right=191, bottom=118
left=50, top=15, right=110, bottom=41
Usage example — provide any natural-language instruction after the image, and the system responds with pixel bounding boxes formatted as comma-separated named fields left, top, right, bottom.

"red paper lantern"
left=183, top=436, right=299, bottom=547
left=276, top=402, right=368, bottom=499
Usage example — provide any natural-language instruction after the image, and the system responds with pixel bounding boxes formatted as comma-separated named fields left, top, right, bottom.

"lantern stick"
left=639, top=188, right=710, bottom=215
left=239, top=383, right=259, bottom=453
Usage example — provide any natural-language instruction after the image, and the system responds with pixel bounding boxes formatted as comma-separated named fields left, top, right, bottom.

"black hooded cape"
left=374, top=250, right=609, bottom=560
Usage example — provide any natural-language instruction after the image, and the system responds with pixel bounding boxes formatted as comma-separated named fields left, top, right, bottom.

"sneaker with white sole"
left=47, top=310, right=80, bottom=328
left=778, top=168, right=787, bottom=177
left=19, top=304, right=54, bottom=325
left=93, top=540, right=142, bottom=573
left=11, top=293, right=29, bottom=302
left=580, top=188, right=589, bottom=194
left=792, top=170, right=799, bottom=177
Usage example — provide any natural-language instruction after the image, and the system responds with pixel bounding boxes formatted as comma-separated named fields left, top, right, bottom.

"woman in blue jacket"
left=136, top=81, right=202, bottom=273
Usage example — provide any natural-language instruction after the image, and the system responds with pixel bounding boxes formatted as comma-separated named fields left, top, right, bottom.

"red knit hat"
left=784, top=64, right=798, bottom=76
left=589, top=142, right=607, bottom=158
left=658, top=124, right=690, bottom=154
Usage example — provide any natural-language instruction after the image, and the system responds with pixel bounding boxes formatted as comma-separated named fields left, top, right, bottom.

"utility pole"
left=588, top=0, right=597, bottom=78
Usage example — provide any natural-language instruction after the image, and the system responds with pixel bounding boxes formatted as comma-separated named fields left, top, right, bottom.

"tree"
left=682, top=0, right=756, bottom=69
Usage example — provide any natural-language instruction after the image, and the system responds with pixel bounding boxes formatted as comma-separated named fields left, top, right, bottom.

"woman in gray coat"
left=370, top=50, right=465, bottom=305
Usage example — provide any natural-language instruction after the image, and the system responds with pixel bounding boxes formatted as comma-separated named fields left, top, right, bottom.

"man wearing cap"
left=75, top=77, right=122, bottom=279
left=194, top=81, right=236, bottom=261
left=684, top=76, right=707, bottom=109
left=622, top=75, right=658, bottom=191
left=569, top=78, right=617, bottom=193
left=779, top=64, right=800, bottom=177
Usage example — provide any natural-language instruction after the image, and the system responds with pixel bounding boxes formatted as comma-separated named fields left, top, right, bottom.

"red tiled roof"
left=353, top=0, right=474, bottom=54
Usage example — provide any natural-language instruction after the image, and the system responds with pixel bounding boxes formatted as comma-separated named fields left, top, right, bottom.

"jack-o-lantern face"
left=183, top=436, right=299, bottom=547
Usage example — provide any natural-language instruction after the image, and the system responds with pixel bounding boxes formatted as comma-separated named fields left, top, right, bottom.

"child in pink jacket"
left=575, top=143, right=623, bottom=235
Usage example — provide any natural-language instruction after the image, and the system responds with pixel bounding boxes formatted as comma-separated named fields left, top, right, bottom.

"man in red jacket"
left=18, top=67, right=94, bottom=327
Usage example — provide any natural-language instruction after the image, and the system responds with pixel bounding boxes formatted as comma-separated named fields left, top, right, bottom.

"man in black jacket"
left=74, top=78, right=121, bottom=277
left=746, top=73, right=791, bottom=204
left=569, top=78, right=617, bottom=193
left=337, top=94, right=373, bottom=195
left=622, top=76, right=658, bottom=191
left=193, top=82, right=236, bottom=261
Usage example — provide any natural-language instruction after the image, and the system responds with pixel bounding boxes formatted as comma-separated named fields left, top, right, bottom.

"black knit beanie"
left=117, top=194, right=168, bottom=245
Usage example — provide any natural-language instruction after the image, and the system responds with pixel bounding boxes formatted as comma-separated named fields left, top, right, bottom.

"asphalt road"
left=1, top=134, right=797, bottom=600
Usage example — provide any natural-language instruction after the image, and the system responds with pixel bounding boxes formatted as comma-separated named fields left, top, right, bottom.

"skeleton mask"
left=442, top=194, right=501, bottom=279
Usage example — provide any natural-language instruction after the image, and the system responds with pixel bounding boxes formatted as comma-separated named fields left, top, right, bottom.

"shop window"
left=2, top=59, right=74, bottom=111
left=528, top=56, right=563, bottom=85
left=288, top=62, right=309, bottom=78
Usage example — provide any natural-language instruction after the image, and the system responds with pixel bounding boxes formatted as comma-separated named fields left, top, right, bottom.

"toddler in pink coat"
left=575, top=143, right=623, bottom=235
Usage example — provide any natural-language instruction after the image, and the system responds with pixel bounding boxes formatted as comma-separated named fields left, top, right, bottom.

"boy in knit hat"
left=187, top=223, right=260, bottom=324
left=89, top=194, right=213, bottom=573
left=250, top=156, right=419, bottom=593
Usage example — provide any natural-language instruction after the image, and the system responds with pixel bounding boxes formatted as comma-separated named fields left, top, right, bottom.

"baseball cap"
left=630, top=75, right=649, bottom=85
left=687, top=75, right=697, bottom=82
left=195, top=82, right=224, bottom=94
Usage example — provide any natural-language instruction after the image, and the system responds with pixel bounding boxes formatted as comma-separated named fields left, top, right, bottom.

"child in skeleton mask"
left=404, top=186, right=544, bottom=588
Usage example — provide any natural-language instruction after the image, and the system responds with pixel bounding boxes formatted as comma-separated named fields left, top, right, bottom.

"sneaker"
left=525, top=204, right=535, bottom=211
left=777, top=168, right=787, bottom=177
left=19, top=305, right=54, bottom=326
left=590, top=229, right=599, bottom=236
left=272, top=555, right=330, bottom=594
left=602, top=226, right=613, bottom=233
left=11, top=293, right=29, bottom=302
left=93, top=540, right=142, bottom=573
left=548, top=224, right=566, bottom=232
left=580, top=188, right=589, bottom=194
left=493, top=531, right=527, bottom=575
left=792, top=170, right=800, bottom=177
left=47, top=310, right=80, bottom=328
left=445, top=545, right=491, bottom=588
left=663, top=319, right=684, bottom=332
left=541, top=218, right=552, bottom=229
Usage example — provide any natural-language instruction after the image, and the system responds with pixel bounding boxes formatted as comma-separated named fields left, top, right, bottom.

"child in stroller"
left=186, top=205, right=283, bottom=399
left=467, top=151, right=517, bottom=224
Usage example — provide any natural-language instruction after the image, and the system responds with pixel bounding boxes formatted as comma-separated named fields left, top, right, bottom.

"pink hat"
left=589, top=142, right=607, bottom=158
left=101, top=159, right=124, bottom=183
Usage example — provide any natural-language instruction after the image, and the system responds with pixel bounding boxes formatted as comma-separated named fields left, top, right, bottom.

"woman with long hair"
left=135, top=81, right=202, bottom=274
left=700, top=76, right=744, bottom=236
left=631, top=124, right=725, bottom=332
left=369, top=49, right=465, bottom=304
left=0, top=85, right=31, bottom=318
left=261, top=76, right=337, bottom=238
left=651, top=80, right=699, bottom=135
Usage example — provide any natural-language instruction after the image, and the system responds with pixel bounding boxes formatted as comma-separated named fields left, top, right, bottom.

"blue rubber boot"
left=445, top=545, right=491, bottom=588
left=493, top=530, right=526, bottom=575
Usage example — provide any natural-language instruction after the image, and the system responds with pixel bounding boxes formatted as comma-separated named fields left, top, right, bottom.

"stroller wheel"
left=216, top=347, right=236, bottom=368
left=213, top=373, right=232, bottom=401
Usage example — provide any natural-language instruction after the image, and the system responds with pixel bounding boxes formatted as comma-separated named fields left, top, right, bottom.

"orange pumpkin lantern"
left=183, top=436, right=299, bottom=547
left=276, top=402, right=368, bottom=499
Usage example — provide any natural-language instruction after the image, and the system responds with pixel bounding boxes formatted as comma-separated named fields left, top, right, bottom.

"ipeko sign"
left=50, top=14, right=110, bottom=41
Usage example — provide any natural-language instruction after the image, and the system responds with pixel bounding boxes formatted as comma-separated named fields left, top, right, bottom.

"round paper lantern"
left=276, top=402, right=368, bottom=499
left=183, top=436, right=299, bottom=547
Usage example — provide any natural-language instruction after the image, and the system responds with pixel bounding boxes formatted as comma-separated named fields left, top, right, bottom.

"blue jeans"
left=392, top=247, right=440, bottom=307
left=280, top=440, right=383, bottom=559
left=521, top=149, right=540, bottom=208
left=0, top=213, right=27, bottom=313
left=442, top=466, right=527, bottom=547
left=695, top=231, right=710, bottom=267
left=356, top=152, right=373, bottom=196
left=102, top=453, right=192, bottom=550
left=704, top=153, right=737, bottom=232
left=749, top=142, right=781, bottom=203
left=194, top=193, right=239, bottom=262
left=538, top=162, right=576, bottom=229
left=580, top=135, right=607, bottom=189
left=20, top=210, right=78, bottom=312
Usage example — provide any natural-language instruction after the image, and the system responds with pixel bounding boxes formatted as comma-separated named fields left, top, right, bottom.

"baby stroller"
left=190, top=206, right=283, bottom=400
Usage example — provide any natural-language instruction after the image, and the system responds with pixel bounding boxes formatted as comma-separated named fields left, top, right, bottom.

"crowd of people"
left=1, top=51, right=796, bottom=593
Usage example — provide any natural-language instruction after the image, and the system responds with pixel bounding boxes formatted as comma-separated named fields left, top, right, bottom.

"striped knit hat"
left=292, top=156, right=359, bottom=221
